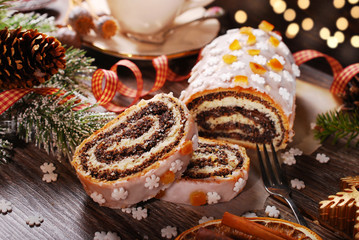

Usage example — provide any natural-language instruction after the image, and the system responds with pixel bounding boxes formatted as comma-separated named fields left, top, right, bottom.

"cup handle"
left=180, top=0, right=215, bottom=13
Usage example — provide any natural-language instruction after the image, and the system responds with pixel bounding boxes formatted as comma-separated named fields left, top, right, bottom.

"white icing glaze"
left=180, top=27, right=298, bottom=117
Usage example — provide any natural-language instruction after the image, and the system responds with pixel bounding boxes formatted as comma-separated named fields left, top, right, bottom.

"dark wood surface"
left=1, top=1, right=358, bottom=239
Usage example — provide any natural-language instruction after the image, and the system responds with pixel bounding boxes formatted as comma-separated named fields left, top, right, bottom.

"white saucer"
left=82, top=8, right=220, bottom=60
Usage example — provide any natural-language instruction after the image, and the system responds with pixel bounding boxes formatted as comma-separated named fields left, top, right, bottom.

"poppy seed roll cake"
left=159, top=137, right=250, bottom=206
left=71, top=93, right=198, bottom=208
left=180, top=21, right=299, bottom=149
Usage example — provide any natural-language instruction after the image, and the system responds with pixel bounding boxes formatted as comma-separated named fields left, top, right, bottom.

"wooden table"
left=1, top=1, right=358, bottom=239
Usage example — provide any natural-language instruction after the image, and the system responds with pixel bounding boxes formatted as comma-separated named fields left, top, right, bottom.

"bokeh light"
left=351, top=6, right=359, bottom=18
left=319, top=27, right=331, bottom=40
left=285, top=23, right=300, bottom=38
left=333, top=0, right=345, bottom=8
left=234, top=10, right=247, bottom=24
left=284, top=8, right=296, bottom=21
left=348, top=0, right=358, bottom=3
left=336, top=17, right=349, bottom=30
left=301, top=18, right=314, bottom=31
left=334, top=31, right=345, bottom=43
left=327, top=36, right=339, bottom=48
left=273, top=0, right=287, bottom=14
left=297, top=0, right=310, bottom=10
left=351, top=35, right=359, bottom=47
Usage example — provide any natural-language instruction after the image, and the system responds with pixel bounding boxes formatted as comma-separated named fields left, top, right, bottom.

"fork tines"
left=256, top=142, right=286, bottom=187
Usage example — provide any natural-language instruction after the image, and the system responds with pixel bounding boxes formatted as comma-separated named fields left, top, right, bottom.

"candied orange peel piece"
left=258, top=20, right=274, bottom=32
left=247, top=49, right=261, bottom=56
left=160, top=171, right=176, bottom=185
left=222, top=54, right=238, bottom=64
left=239, top=26, right=253, bottom=35
left=190, top=191, right=207, bottom=206
left=268, top=58, right=284, bottom=71
left=234, top=75, right=248, bottom=86
left=247, top=33, right=256, bottom=45
left=250, top=62, right=267, bottom=75
left=180, top=140, right=193, bottom=155
left=229, top=39, right=241, bottom=51
left=269, top=36, right=280, bottom=47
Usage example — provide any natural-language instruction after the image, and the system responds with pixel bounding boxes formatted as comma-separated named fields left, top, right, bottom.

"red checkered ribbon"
left=293, top=49, right=359, bottom=94
left=91, top=55, right=190, bottom=112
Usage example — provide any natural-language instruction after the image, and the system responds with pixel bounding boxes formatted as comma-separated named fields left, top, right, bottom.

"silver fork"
left=256, top=143, right=309, bottom=227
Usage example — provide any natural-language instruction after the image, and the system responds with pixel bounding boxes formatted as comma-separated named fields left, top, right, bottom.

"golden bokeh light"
left=351, top=6, right=359, bottom=18
left=234, top=10, right=247, bottom=24
left=284, top=8, right=296, bottom=21
left=333, top=0, right=345, bottom=8
left=351, top=35, right=359, bottom=47
left=327, top=36, right=339, bottom=48
left=301, top=18, right=314, bottom=31
left=285, top=23, right=300, bottom=38
left=334, top=31, right=345, bottom=43
left=273, top=0, right=287, bottom=14
left=270, top=0, right=280, bottom=7
left=297, top=0, right=310, bottom=10
left=336, top=17, right=349, bottom=30
left=348, top=0, right=358, bottom=3
left=319, top=27, right=331, bottom=40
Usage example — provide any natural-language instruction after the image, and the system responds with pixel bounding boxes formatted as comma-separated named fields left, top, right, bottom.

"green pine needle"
left=314, top=109, right=359, bottom=147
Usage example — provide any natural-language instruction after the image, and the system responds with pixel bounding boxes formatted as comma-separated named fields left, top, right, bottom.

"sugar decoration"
left=207, top=192, right=221, bottom=204
left=26, top=213, right=44, bottom=227
left=42, top=172, right=58, bottom=183
left=279, top=87, right=290, bottom=100
left=93, top=231, right=121, bottom=240
left=265, top=205, right=280, bottom=218
left=316, top=153, right=330, bottom=163
left=40, top=162, right=58, bottom=183
left=111, top=187, right=128, bottom=200
left=161, top=226, right=177, bottom=239
left=170, top=160, right=183, bottom=173
left=131, top=207, right=148, bottom=220
left=144, top=174, right=160, bottom=190
left=0, top=199, right=12, bottom=214
left=40, top=162, right=56, bottom=173
left=242, top=211, right=258, bottom=218
left=291, top=178, right=306, bottom=190
left=90, top=192, right=106, bottom=205
left=198, top=216, right=214, bottom=224
left=233, top=178, right=246, bottom=192
left=251, top=74, right=265, bottom=84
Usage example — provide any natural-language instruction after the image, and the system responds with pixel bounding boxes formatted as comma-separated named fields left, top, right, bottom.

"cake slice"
left=180, top=21, right=299, bottom=149
left=159, top=137, right=250, bottom=206
left=71, top=93, right=198, bottom=208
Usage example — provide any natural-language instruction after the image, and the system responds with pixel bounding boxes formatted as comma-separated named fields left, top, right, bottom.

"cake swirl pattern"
left=72, top=93, right=198, bottom=208
left=160, top=137, right=250, bottom=206
left=180, top=21, right=298, bottom=149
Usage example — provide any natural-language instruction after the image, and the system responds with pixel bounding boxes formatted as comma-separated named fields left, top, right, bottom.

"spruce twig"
left=314, top=110, right=359, bottom=147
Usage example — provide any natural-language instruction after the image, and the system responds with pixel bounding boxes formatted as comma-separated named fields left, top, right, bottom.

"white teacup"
left=106, top=0, right=214, bottom=37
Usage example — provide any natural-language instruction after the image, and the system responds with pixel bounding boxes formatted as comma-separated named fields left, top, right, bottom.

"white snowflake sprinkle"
left=231, top=50, right=244, bottom=57
left=231, top=61, right=245, bottom=70
left=278, top=42, right=290, bottom=55
left=0, top=199, right=12, bottom=214
left=253, top=55, right=267, bottom=65
left=198, top=216, right=214, bottom=224
left=207, top=41, right=217, bottom=49
left=256, top=41, right=269, bottom=50
left=207, top=192, right=221, bottom=204
left=272, top=55, right=285, bottom=65
left=242, top=212, right=257, bottom=218
left=281, top=151, right=296, bottom=165
left=170, top=160, right=183, bottom=173
left=269, top=71, right=282, bottom=82
left=207, top=56, right=219, bottom=66
left=121, top=208, right=132, bottom=214
left=316, top=153, right=330, bottom=163
left=252, top=29, right=265, bottom=37
left=203, top=66, right=215, bottom=76
left=145, top=174, right=160, bottom=189
left=111, top=187, right=128, bottom=200
left=161, top=226, right=177, bottom=239
left=279, top=87, right=290, bottom=101
left=26, top=213, right=44, bottom=227
left=192, top=134, right=199, bottom=150
left=93, top=231, right=121, bottom=240
left=131, top=207, right=148, bottom=220
left=289, top=148, right=303, bottom=156
left=90, top=192, right=106, bottom=205
left=265, top=205, right=280, bottom=218
left=291, top=178, right=305, bottom=190
left=251, top=74, right=265, bottom=84
left=233, top=178, right=246, bottom=192
left=220, top=73, right=232, bottom=82
left=42, top=172, right=58, bottom=183
left=292, top=63, right=300, bottom=77
left=283, top=70, right=294, bottom=82
left=40, top=162, right=56, bottom=173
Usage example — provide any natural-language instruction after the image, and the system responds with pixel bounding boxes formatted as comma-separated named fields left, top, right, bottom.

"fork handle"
left=284, top=197, right=309, bottom=228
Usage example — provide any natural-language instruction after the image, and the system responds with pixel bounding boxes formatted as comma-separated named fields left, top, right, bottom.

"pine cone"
left=339, top=77, right=359, bottom=111
left=0, top=27, right=66, bottom=89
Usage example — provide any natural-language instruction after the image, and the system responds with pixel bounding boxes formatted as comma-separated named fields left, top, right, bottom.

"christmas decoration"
left=319, top=176, right=359, bottom=239
left=68, top=6, right=94, bottom=35
left=0, top=27, right=66, bottom=89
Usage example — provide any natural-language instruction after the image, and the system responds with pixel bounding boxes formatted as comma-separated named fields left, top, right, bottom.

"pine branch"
left=314, top=110, right=359, bottom=147
left=16, top=91, right=115, bottom=160
left=0, top=137, right=12, bottom=164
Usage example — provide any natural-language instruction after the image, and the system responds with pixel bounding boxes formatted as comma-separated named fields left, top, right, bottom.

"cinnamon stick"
left=222, top=212, right=295, bottom=240
left=195, top=227, right=234, bottom=240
